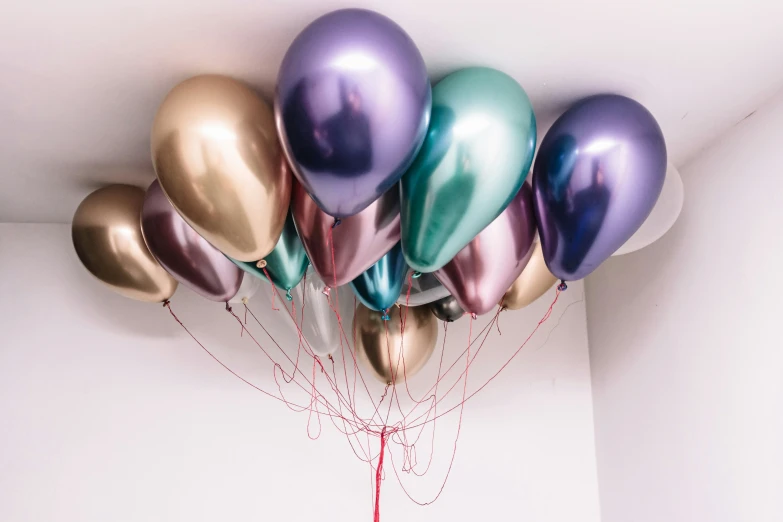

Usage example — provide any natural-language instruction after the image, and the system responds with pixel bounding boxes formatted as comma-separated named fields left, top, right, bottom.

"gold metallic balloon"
left=151, top=75, right=291, bottom=262
left=72, top=185, right=178, bottom=302
left=500, top=241, right=557, bottom=310
left=355, top=304, right=438, bottom=384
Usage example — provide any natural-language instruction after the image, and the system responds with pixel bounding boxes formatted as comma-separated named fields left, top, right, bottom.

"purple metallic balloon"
left=141, top=180, right=243, bottom=301
left=275, top=8, right=431, bottom=218
left=533, top=95, right=667, bottom=281
left=292, top=180, right=400, bottom=287
left=434, top=183, right=536, bottom=315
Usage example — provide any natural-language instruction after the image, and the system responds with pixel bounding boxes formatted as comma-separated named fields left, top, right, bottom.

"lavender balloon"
left=141, top=181, right=243, bottom=301
left=533, top=95, right=667, bottom=281
left=275, top=8, right=431, bottom=218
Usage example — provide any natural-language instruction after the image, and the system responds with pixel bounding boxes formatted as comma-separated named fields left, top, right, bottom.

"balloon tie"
left=557, top=280, right=568, bottom=291
left=412, top=271, right=422, bottom=279
left=470, top=313, right=477, bottom=320
left=381, top=309, right=390, bottom=321
left=332, top=218, right=342, bottom=228
left=285, top=289, right=293, bottom=301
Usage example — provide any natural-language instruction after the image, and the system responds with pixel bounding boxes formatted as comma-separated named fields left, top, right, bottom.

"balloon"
left=228, top=273, right=264, bottom=304
left=428, top=296, right=465, bottom=322
left=350, top=243, right=408, bottom=312
left=151, top=75, right=291, bottom=262
left=397, top=272, right=450, bottom=306
left=276, top=8, right=431, bottom=218
left=229, top=213, right=309, bottom=293
left=292, top=180, right=400, bottom=287
left=533, top=94, right=667, bottom=280
left=613, top=163, right=684, bottom=256
left=291, top=268, right=351, bottom=357
left=401, top=67, right=536, bottom=272
left=499, top=241, right=557, bottom=310
left=72, top=185, right=177, bottom=302
left=434, top=183, right=536, bottom=315
left=141, top=181, right=243, bottom=302
left=355, top=304, right=437, bottom=384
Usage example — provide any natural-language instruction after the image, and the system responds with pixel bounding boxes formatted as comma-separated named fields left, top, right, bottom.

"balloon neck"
left=332, top=218, right=342, bottom=229
left=256, top=259, right=267, bottom=269
left=557, top=280, right=568, bottom=291
left=285, top=289, right=293, bottom=301
left=470, top=313, right=477, bottom=320
left=322, top=287, right=331, bottom=297
left=381, top=309, right=390, bottom=321
left=412, top=271, right=422, bottom=279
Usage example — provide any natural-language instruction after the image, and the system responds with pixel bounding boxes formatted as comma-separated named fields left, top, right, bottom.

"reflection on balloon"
left=401, top=67, right=537, bottom=272
left=276, top=8, right=431, bottom=217
left=72, top=185, right=177, bottom=302
left=228, top=273, right=264, bottom=304
left=435, top=183, right=536, bottom=315
left=499, top=241, right=557, bottom=310
left=141, top=181, right=243, bottom=302
left=292, top=268, right=349, bottom=357
left=533, top=94, right=667, bottom=280
left=152, top=75, right=291, bottom=262
left=397, top=272, right=450, bottom=306
left=292, top=180, right=400, bottom=287
left=355, top=304, right=437, bottom=384
left=230, top=213, right=309, bottom=293
left=428, top=296, right=465, bottom=322
left=350, top=243, right=408, bottom=312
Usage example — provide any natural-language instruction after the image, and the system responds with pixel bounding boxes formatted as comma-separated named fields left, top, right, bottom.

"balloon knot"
left=285, top=289, right=293, bottom=301
left=322, top=287, right=331, bottom=297
left=381, top=309, right=390, bottom=321
left=327, top=354, right=334, bottom=362
left=412, top=271, right=422, bottom=279
left=256, top=259, right=267, bottom=269
left=162, top=300, right=170, bottom=307
left=557, top=280, right=568, bottom=291
left=225, top=303, right=232, bottom=312
left=331, top=218, right=342, bottom=228
left=470, top=313, right=477, bottom=320
left=241, top=296, right=249, bottom=305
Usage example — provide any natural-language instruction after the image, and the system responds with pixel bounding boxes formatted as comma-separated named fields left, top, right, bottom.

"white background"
left=586, top=91, right=783, bottom=522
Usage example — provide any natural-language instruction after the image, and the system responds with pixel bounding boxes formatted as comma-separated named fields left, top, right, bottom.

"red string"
left=374, top=427, right=388, bottom=522
left=261, top=267, right=280, bottom=311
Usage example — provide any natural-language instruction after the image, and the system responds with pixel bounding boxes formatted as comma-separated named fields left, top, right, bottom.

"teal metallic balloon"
left=350, top=243, right=408, bottom=314
left=230, top=213, right=309, bottom=293
left=400, top=67, right=536, bottom=272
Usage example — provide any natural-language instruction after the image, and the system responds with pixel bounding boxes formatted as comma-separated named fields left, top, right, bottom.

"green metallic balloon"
left=400, top=67, right=536, bottom=272
left=230, top=213, right=309, bottom=293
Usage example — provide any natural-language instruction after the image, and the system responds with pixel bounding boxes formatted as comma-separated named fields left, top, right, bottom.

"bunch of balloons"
left=72, top=8, right=666, bottom=382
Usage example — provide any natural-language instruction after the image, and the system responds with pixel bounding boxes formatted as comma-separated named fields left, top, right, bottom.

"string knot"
left=322, top=287, right=331, bottom=297
left=381, top=309, right=390, bottom=321
left=225, top=303, right=232, bottom=312
left=470, top=313, right=477, bottom=320
left=412, top=271, right=422, bottom=279
left=285, top=289, right=293, bottom=301
left=557, top=280, right=568, bottom=291
left=331, top=218, right=342, bottom=228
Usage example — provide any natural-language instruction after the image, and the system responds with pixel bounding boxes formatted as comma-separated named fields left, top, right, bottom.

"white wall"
left=586, top=93, right=783, bottom=522
left=0, top=224, right=600, bottom=522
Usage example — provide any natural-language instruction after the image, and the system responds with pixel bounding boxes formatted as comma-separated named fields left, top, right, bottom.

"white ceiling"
left=2, top=0, right=783, bottom=223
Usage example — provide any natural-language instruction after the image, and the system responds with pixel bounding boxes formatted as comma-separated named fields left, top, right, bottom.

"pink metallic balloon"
left=434, top=183, right=536, bottom=315
left=141, top=180, right=243, bottom=301
left=292, top=180, right=400, bottom=287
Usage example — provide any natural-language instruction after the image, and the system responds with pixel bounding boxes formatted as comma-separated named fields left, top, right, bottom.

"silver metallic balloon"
left=291, top=268, right=352, bottom=357
left=428, top=296, right=465, bottom=322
